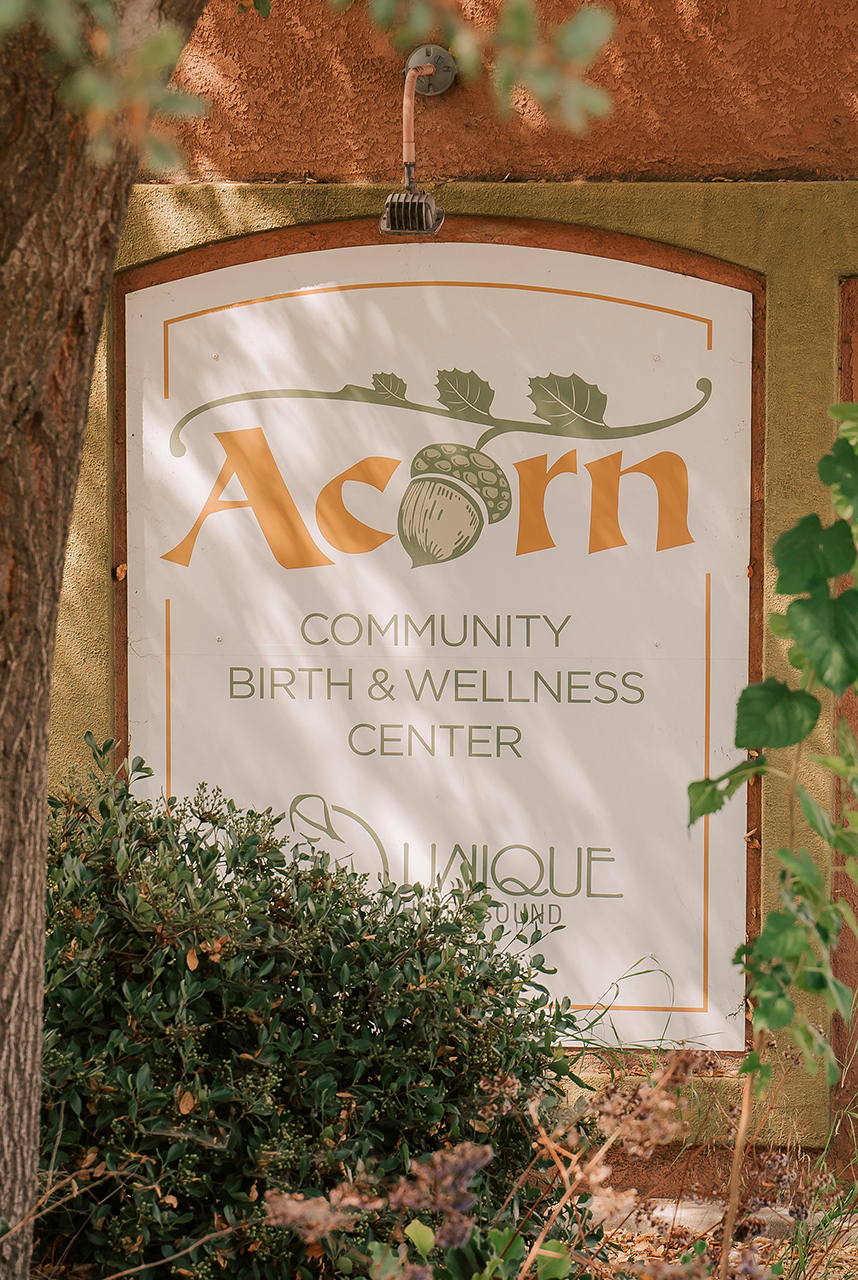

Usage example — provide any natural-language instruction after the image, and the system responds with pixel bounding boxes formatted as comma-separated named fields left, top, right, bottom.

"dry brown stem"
left=99, top=1228, right=234, bottom=1279
left=718, top=1033, right=763, bottom=1280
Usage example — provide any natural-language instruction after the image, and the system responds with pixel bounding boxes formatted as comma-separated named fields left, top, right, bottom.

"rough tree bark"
left=0, top=7, right=204, bottom=1273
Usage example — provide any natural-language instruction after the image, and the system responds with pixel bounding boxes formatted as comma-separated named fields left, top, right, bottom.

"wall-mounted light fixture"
left=379, top=45, right=457, bottom=236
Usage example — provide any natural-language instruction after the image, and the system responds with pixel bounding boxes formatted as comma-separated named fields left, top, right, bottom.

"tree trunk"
left=0, top=9, right=203, bottom=1272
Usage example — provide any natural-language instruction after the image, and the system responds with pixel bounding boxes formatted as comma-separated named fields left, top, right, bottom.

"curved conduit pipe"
left=380, top=48, right=456, bottom=235
left=402, top=61, right=435, bottom=192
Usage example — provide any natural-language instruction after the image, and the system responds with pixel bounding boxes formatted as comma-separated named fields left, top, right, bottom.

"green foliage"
left=734, top=843, right=848, bottom=1085
left=267, top=1129, right=617, bottom=1280
left=689, top=403, right=858, bottom=1087
left=367, top=1222, right=535, bottom=1280
left=35, top=739, right=583, bottom=1278
left=687, top=756, right=767, bottom=824
left=787, top=587, right=858, bottom=696
left=773, top=514, right=856, bottom=595
left=734, top=678, right=821, bottom=749
left=0, top=0, right=198, bottom=166
left=381, top=1222, right=571, bottom=1280
left=351, top=0, right=616, bottom=133
left=0, top=0, right=617, bottom=149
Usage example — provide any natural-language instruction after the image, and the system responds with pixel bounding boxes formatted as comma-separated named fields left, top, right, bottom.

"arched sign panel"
left=117, top=219, right=762, bottom=1047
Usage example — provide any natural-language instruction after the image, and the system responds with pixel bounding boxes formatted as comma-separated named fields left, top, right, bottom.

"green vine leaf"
left=528, top=373, right=608, bottom=435
left=796, top=786, right=837, bottom=849
left=436, top=369, right=495, bottom=418
left=371, top=372, right=409, bottom=403
left=687, top=756, right=768, bottom=826
left=786, top=585, right=858, bottom=696
left=773, top=514, right=856, bottom=595
left=819, top=437, right=858, bottom=517
left=838, top=715, right=858, bottom=768
left=769, top=611, right=792, bottom=639
left=734, top=678, right=821, bottom=749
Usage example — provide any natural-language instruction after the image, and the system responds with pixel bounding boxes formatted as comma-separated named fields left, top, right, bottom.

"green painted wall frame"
left=52, top=180, right=858, bottom=1147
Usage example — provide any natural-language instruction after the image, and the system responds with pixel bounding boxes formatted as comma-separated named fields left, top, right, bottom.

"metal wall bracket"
left=404, top=45, right=457, bottom=96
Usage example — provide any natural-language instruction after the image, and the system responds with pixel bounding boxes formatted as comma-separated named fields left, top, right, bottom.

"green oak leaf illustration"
left=436, top=368, right=495, bottom=418
left=371, top=372, right=409, bottom=403
left=528, top=373, right=609, bottom=436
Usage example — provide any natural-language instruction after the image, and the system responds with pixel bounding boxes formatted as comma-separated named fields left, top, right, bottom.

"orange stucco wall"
left=170, top=0, right=858, bottom=184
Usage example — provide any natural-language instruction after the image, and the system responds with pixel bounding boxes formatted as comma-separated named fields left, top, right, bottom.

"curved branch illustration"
left=168, top=370, right=713, bottom=458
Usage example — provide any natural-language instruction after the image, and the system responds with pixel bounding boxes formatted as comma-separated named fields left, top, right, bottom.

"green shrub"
left=37, top=739, right=584, bottom=1278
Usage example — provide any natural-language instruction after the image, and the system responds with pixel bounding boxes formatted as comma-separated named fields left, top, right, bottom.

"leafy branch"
left=688, top=400, right=858, bottom=1270
left=169, top=367, right=712, bottom=457
left=354, top=0, right=617, bottom=133
left=0, top=0, right=616, bottom=163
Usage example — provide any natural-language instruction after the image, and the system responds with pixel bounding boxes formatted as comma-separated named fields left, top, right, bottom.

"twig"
left=99, top=1228, right=234, bottom=1278
left=717, top=1033, right=762, bottom=1280
left=494, top=1162, right=561, bottom=1249
left=0, top=1170, right=133, bottom=1242
left=518, top=1056, right=689, bottom=1280
left=45, top=1102, right=65, bottom=1199
left=788, top=736, right=803, bottom=849
left=489, top=1148, right=546, bottom=1228
left=528, top=1100, right=572, bottom=1192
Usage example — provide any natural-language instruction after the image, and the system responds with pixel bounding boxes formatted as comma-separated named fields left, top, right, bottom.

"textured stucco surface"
left=49, top=327, right=114, bottom=783
left=51, top=180, right=858, bottom=1143
left=166, top=0, right=858, bottom=183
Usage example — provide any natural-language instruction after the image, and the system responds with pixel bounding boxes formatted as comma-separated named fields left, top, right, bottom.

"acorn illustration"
left=397, top=443, right=511, bottom=567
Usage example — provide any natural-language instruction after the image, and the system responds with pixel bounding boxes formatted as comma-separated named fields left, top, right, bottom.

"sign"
left=122, top=232, right=755, bottom=1047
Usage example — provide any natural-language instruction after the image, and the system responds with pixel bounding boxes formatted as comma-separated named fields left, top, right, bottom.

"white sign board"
left=124, top=239, right=753, bottom=1047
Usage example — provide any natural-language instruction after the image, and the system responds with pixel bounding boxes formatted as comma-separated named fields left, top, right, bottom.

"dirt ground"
left=610, top=1228, right=858, bottom=1278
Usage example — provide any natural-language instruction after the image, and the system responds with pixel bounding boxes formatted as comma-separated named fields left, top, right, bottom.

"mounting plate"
left=405, top=45, right=458, bottom=96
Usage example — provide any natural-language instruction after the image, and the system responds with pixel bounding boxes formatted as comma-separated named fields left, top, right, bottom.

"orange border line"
left=161, top=279, right=713, bottom=399
left=156, top=264, right=716, bottom=1019
left=569, top=571, right=712, bottom=1016
left=165, top=598, right=172, bottom=800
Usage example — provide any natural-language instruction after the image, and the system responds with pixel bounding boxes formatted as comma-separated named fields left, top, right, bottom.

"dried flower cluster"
left=477, top=1071, right=522, bottom=1120
left=266, top=1179, right=385, bottom=1240
left=731, top=1246, right=769, bottom=1279
left=389, top=1142, right=494, bottom=1248
left=588, top=1185, right=637, bottom=1222
left=264, top=1191, right=360, bottom=1241
left=593, top=1081, right=686, bottom=1158
left=590, top=1049, right=719, bottom=1158
left=265, top=1059, right=841, bottom=1280
left=725, top=1148, right=837, bottom=1244
left=266, top=1142, right=493, bottom=1250
left=669, top=1049, right=722, bottom=1082
left=398, top=1264, right=433, bottom=1280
